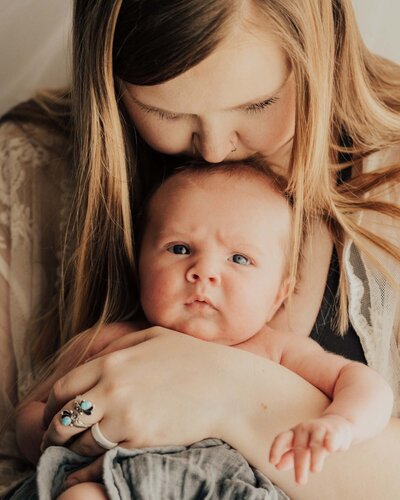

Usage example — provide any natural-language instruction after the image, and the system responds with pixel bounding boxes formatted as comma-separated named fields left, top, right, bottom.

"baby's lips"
left=185, top=294, right=216, bottom=309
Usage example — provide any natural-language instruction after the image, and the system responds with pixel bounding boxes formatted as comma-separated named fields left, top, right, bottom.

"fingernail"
left=65, top=477, right=79, bottom=487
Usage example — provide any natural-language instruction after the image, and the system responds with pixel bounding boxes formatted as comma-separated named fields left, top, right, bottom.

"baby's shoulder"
left=265, top=328, right=323, bottom=362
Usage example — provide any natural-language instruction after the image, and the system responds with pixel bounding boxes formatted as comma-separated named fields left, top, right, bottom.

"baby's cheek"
left=140, top=277, right=176, bottom=326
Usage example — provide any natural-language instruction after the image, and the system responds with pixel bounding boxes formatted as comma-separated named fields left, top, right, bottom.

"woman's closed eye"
left=243, top=96, right=279, bottom=114
left=167, top=244, right=191, bottom=255
left=138, top=96, right=280, bottom=121
left=229, top=253, right=251, bottom=266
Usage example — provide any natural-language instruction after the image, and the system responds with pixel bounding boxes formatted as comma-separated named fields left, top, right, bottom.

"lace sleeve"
left=0, top=121, right=72, bottom=495
left=345, top=145, right=400, bottom=416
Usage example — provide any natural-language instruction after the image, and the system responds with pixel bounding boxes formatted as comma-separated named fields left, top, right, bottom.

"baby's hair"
left=175, top=157, right=289, bottom=195
left=135, top=158, right=288, bottom=239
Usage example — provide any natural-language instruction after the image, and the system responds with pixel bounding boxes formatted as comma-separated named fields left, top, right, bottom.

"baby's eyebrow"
left=125, top=77, right=289, bottom=118
left=155, top=228, right=190, bottom=240
left=232, top=242, right=265, bottom=258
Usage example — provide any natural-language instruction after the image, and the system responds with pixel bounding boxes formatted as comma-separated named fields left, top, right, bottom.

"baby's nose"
left=186, top=261, right=221, bottom=284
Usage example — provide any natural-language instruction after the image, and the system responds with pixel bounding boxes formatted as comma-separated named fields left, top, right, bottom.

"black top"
left=309, top=143, right=367, bottom=364
left=309, top=246, right=367, bottom=364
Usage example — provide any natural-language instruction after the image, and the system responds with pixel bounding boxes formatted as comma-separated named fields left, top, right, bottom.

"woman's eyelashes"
left=139, top=96, right=280, bottom=121
left=243, top=96, right=280, bottom=114
left=135, top=101, right=180, bottom=120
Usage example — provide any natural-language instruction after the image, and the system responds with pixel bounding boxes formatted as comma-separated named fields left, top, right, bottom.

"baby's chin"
left=160, top=317, right=241, bottom=345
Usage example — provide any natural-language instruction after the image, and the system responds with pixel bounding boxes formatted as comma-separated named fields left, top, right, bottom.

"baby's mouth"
left=185, top=295, right=216, bottom=310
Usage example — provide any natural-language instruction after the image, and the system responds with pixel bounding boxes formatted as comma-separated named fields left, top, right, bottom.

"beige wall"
left=0, top=1, right=72, bottom=115
left=0, top=1, right=399, bottom=116
left=353, top=0, right=400, bottom=64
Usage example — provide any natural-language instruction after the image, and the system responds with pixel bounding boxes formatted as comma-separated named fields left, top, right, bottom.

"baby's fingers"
left=308, top=426, right=329, bottom=472
left=293, top=447, right=311, bottom=485
left=292, top=428, right=312, bottom=485
left=310, top=446, right=329, bottom=473
left=273, top=450, right=295, bottom=471
left=269, top=430, right=294, bottom=465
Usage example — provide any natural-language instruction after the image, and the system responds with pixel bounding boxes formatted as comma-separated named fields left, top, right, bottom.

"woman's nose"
left=186, top=259, right=221, bottom=285
left=192, top=130, right=237, bottom=163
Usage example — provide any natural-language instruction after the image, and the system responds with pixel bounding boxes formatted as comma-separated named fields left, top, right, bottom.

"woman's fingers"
left=44, top=327, right=161, bottom=427
left=65, top=455, right=104, bottom=488
left=68, top=418, right=120, bottom=456
left=43, top=358, right=103, bottom=428
left=41, top=329, right=243, bottom=459
left=41, top=390, right=105, bottom=450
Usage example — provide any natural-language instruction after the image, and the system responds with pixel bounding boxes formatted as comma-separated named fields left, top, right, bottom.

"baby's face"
left=139, top=170, right=290, bottom=345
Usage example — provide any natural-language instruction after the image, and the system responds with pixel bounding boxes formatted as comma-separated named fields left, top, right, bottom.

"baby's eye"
left=230, top=254, right=250, bottom=266
left=167, top=244, right=190, bottom=255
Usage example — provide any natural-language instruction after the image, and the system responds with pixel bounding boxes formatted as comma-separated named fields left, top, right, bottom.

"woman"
left=1, top=0, right=399, bottom=498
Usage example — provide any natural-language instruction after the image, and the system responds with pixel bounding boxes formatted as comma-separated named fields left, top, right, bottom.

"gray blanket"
left=34, top=438, right=289, bottom=499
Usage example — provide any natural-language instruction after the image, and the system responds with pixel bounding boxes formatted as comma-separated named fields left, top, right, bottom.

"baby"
left=17, top=162, right=393, bottom=499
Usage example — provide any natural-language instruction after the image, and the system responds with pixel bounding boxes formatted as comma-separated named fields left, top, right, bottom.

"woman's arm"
left=40, top=327, right=400, bottom=499
left=221, top=354, right=399, bottom=500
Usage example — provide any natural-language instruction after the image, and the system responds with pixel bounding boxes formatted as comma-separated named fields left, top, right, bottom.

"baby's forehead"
left=154, top=165, right=282, bottom=200
left=145, top=165, right=291, bottom=238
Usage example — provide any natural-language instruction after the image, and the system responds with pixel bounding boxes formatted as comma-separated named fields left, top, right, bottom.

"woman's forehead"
left=125, top=23, right=289, bottom=116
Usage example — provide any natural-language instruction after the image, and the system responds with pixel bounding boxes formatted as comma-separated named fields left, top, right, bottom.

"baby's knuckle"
left=297, top=422, right=309, bottom=433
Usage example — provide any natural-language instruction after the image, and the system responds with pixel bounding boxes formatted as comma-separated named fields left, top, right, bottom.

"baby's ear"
left=267, top=277, right=290, bottom=321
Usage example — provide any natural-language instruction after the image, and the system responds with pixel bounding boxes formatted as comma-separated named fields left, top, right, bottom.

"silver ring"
left=60, top=395, right=95, bottom=428
left=91, top=422, right=119, bottom=450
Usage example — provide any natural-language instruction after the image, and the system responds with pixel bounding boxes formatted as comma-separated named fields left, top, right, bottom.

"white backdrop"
left=0, top=0, right=399, bottom=116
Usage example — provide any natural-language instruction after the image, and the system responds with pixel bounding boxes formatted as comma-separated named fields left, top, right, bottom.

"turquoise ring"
left=60, top=395, right=95, bottom=428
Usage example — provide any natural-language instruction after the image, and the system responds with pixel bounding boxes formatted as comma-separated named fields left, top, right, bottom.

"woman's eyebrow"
left=126, top=78, right=287, bottom=117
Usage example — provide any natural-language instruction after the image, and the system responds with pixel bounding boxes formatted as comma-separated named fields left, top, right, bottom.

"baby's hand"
left=269, top=414, right=354, bottom=485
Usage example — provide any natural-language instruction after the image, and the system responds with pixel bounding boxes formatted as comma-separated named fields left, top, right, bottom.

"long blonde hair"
left=5, top=0, right=400, bottom=374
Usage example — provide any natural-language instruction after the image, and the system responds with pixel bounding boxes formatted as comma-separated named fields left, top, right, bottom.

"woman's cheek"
left=133, top=116, right=191, bottom=155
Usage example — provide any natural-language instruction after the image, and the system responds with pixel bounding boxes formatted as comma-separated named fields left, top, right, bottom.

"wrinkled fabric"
left=33, top=439, right=289, bottom=500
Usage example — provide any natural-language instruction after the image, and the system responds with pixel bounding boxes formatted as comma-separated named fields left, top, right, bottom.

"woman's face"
left=121, top=18, right=296, bottom=169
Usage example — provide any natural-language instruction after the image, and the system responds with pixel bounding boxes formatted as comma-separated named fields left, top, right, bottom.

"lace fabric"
left=345, top=145, right=400, bottom=414
left=0, top=121, right=72, bottom=495
left=0, top=121, right=399, bottom=495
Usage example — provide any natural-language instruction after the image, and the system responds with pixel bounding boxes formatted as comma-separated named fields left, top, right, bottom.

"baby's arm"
left=266, top=329, right=393, bottom=485
left=15, top=321, right=141, bottom=464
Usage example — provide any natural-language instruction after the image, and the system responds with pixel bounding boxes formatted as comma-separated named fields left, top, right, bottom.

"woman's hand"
left=41, top=326, right=239, bottom=455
